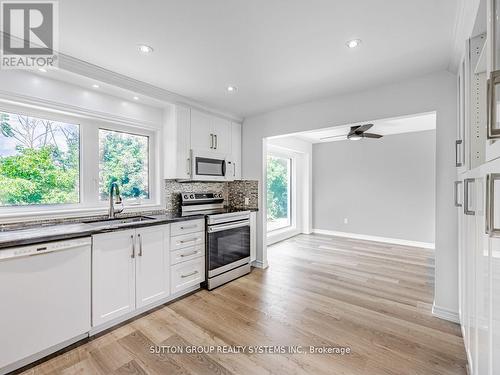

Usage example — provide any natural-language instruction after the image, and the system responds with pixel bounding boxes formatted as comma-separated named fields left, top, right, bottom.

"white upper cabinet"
left=191, top=108, right=232, bottom=153
left=190, top=109, right=213, bottom=151
left=164, top=105, right=241, bottom=180
left=164, top=105, right=191, bottom=179
left=135, top=225, right=170, bottom=308
left=212, top=116, right=232, bottom=154
left=230, top=122, right=242, bottom=179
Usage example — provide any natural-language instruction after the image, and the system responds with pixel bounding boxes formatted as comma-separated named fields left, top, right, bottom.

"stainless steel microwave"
left=190, top=150, right=233, bottom=181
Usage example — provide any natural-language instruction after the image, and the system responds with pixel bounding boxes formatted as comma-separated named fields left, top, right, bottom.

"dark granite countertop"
left=0, top=212, right=205, bottom=250
left=0, top=207, right=258, bottom=250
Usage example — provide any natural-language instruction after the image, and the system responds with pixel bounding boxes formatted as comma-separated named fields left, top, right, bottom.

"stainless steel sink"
left=86, top=216, right=156, bottom=228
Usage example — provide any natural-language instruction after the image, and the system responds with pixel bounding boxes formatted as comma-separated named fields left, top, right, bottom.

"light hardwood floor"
left=19, top=234, right=467, bottom=375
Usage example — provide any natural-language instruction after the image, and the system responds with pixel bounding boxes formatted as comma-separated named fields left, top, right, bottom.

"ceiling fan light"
left=349, top=135, right=362, bottom=141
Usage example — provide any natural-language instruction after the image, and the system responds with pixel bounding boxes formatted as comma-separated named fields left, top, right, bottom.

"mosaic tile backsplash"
left=165, top=179, right=259, bottom=212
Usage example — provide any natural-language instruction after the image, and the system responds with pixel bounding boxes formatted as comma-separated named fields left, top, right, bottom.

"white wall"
left=242, top=70, right=458, bottom=315
left=313, top=130, right=436, bottom=244
left=266, top=136, right=312, bottom=244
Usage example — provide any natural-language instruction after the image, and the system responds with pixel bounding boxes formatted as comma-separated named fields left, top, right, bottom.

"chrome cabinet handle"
left=487, top=71, right=500, bottom=139
left=181, top=270, right=198, bottom=278
left=186, top=157, right=191, bottom=175
left=455, top=140, right=463, bottom=167
left=464, top=178, right=476, bottom=216
left=180, top=224, right=197, bottom=230
left=454, top=181, right=463, bottom=207
left=180, top=251, right=199, bottom=257
left=138, top=233, right=143, bottom=257
left=179, top=238, right=199, bottom=244
left=210, top=134, right=214, bottom=149
left=486, top=173, right=500, bottom=236
left=233, top=162, right=236, bottom=177
left=131, top=235, right=135, bottom=258
left=214, top=134, right=218, bottom=149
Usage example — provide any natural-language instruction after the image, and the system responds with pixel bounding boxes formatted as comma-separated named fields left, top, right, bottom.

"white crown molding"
left=448, top=0, right=481, bottom=73
left=312, top=229, right=435, bottom=249
left=58, top=53, right=243, bottom=123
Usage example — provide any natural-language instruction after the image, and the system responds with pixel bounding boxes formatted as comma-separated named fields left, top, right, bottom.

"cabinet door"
left=463, top=175, right=477, bottom=366
left=484, top=158, right=500, bottom=375
left=191, top=109, right=213, bottom=151
left=474, top=172, right=489, bottom=375
left=231, top=122, right=242, bottom=179
left=135, top=225, right=170, bottom=308
left=92, top=230, right=136, bottom=326
left=164, top=105, right=191, bottom=179
left=212, top=117, right=231, bottom=154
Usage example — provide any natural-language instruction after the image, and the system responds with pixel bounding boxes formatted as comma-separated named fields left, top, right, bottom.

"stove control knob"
left=183, top=194, right=188, bottom=199
left=190, top=194, right=194, bottom=199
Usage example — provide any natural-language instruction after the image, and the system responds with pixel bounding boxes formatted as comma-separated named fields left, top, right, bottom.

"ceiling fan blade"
left=347, top=125, right=360, bottom=136
left=355, top=124, right=374, bottom=134
left=319, top=134, right=348, bottom=141
left=363, top=133, right=383, bottom=139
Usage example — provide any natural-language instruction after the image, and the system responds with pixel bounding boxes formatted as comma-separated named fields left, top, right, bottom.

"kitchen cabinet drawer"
left=171, top=257, right=205, bottom=294
left=170, top=231, right=205, bottom=251
left=170, top=245, right=204, bottom=265
left=171, top=219, right=205, bottom=236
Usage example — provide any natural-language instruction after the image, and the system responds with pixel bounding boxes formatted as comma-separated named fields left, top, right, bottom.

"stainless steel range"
left=181, top=192, right=251, bottom=290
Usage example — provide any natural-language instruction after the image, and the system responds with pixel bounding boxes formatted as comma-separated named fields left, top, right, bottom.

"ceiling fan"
left=320, top=124, right=383, bottom=141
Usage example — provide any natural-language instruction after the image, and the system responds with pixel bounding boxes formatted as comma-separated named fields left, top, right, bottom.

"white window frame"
left=266, top=149, right=294, bottom=233
left=0, top=102, right=161, bottom=221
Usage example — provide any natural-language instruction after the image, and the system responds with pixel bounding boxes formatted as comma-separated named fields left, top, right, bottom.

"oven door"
left=207, top=220, right=250, bottom=277
left=191, top=150, right=227, bottom=181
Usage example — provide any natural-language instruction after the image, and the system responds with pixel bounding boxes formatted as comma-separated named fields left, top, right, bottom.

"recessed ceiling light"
left=138, top=44, right=154, bottom=54
left=92, top=84, right=100, bottom=88
left=346, top=39, right=362, bottom=49
left=38, top=68, right=47, bottom=73
left=133, top=96, right=139, bottom=100
left=227, top=85, right=237, bottom=93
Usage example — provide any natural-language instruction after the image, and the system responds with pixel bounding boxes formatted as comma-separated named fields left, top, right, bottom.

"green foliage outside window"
left=266, top=155, right=290, bottom=221
left=0, top=112, right=79, bottom=206
left=99, top=129, right=149, bottom=201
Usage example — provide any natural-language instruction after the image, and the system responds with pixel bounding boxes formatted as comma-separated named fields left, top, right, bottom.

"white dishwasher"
left=0, top=237, right=91, bottom=375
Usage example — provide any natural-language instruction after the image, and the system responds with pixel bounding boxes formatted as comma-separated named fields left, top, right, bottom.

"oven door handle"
left=208, top=219, right=250, bottom=233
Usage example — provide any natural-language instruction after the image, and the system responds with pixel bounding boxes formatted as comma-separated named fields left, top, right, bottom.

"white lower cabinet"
left=92, top=229, right=136, bottom=326
left=171, top=257, right=205, bottom=294
left=169, top=224, right=205, bottom=295
left=135, top=225, right=170, bottom=308
left=92, top=222, right=205, bottom=329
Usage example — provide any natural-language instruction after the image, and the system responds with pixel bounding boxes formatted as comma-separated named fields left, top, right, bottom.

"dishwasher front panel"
left=0, top=240, right=91, bottom=373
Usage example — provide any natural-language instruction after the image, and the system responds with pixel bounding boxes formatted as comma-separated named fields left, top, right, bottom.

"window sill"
left=0, top=203, right=164, bottom=224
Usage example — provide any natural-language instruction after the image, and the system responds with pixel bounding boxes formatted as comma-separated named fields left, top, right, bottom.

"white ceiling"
left=294, top=112, right=436, bottom=143
left=57, top=0, right=459, bottom=117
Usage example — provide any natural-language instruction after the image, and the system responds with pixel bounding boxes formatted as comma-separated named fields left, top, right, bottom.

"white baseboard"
left=431, top=303, right=460, bottom=323
left=252, top=259, right=268, bottom=269
left=312, top=229, right=435, bottom=250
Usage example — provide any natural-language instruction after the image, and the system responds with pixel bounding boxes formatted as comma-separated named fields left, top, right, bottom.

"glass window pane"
left=0, top=111, right=80, bottom=206
left=266, top=155, right=291, bottom=232
left=99, top=129, right=149, bottom=201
